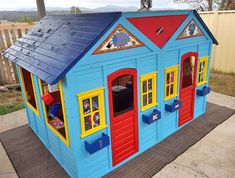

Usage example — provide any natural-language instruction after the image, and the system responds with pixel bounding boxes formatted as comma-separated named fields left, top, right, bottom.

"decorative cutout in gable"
left=177, top=19, right=204, bottom=40
left=93, top=24, right=144, bottom=54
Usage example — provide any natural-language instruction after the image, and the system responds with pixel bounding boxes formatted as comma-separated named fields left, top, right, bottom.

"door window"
left=111, top=74, right=133, bottom=116
left=182, top=56, right=195, bottom=88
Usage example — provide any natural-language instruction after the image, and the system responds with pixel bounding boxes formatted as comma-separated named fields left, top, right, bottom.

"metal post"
left=36, top=0, right=46, bottom=20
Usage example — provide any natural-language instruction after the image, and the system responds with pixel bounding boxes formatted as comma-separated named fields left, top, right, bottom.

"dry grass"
left=0, top=90, right=24, bottom=115
left=209, top=72, right=235, bottom=97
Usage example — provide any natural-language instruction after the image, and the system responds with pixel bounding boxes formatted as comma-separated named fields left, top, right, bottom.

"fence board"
left=0, top=54, right=6, bottom=85
left=199, top=10, right=235, bottom=73
left=0, top=22, right=33, bottom=85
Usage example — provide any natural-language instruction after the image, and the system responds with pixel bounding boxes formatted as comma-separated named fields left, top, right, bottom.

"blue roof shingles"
left=3, top=12, right=122, bottom=84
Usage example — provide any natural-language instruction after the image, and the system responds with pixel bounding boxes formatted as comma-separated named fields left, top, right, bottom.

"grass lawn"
left=0, top=90, right=24, bottom=116
left=209, top=72, right=235, bottom=97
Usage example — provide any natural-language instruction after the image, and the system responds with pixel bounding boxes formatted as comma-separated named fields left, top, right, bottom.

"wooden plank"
left=3, top=29, right=12, bottom=48
left=0, top=30, right=5, bottom=50
left=0, top=54, right=5, bottom=85
left=199, top=11, right=235, bottom=73
left=2, top=57, right=13, bottom=84
left=17, top=29, right=22, bottom=38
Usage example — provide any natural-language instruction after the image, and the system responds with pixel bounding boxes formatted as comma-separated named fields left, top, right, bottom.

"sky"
left=0, top=0, right=189, bottom=10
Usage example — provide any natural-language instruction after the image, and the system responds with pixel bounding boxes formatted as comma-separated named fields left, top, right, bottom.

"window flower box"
left=85, top=133, right=110, bottom=154
left=142, top=109, right=161, bottom=124
left=165, top=100, right=182, bottom=112
left=196, top=86, right=211, bottom=96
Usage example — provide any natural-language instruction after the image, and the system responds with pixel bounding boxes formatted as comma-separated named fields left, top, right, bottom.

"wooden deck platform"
left=0, top=102, right=234, bottom=178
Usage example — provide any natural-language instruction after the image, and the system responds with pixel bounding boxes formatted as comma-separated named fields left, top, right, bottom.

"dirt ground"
left=209, top=72, right=235, bottom=97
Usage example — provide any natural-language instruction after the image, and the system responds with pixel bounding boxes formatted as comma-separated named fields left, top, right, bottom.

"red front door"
left=179, top=52, right=198, bottom=126
left=108, top=68, right=138, bottom=166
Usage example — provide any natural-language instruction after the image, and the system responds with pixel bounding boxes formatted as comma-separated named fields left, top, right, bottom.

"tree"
left=20, top=16, right=34, bottom=25
left=70, top=6, right=81, bottom=14
left=220, top=0, right=235, bottom=10
left=174, top=0, right=235, bottom=11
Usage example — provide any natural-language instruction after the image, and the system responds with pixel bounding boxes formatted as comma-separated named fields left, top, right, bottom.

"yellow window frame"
left=140, top=72, right=157, bottom=111
left=77, top=88, right=107, bottom=138
left=197, top=56, right=208, bottom=86
left=164, top=65, right=179, bottom=101
left=38, top=79, right=70, bottom=147
left=19, top=67, right=40, bottom=117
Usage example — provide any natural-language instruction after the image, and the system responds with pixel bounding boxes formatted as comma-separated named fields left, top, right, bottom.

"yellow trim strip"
left=19, top=67, right=40, bottom=117
left=140, top=72, right=158, bottom=112
left=77, top=87, right=107, bottom=138
left=197, top=56, right=209, bottom=86
left=164, top=65, right=179, bottom=101
left=38, top=79, right=70, bottom=147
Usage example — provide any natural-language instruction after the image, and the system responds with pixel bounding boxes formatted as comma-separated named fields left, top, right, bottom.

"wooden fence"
left=199, top=10, right=235, bottom=73
left=0, top=22, right=33, bottom=86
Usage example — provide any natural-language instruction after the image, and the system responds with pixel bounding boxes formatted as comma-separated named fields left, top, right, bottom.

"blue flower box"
left=196, top=86, right=211, bottom=96
left=165, top=100, right=182, bottom=112
left=142, top=109, right=161, bottom=124
left=85, top=133, right=110, bottom=154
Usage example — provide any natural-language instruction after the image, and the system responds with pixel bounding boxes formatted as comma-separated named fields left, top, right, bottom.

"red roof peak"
left=127, top=15, right=188, bottom=48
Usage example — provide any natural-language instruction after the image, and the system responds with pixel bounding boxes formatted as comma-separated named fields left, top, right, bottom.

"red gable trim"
left=127, top=15, right=188, bottom=48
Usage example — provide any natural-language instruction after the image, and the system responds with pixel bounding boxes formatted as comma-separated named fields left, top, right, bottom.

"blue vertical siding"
left=137, top=54, right=158, bottom=150
left=17, top=66, right=78, bottom=177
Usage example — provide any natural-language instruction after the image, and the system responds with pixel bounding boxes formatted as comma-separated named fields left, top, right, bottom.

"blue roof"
left=3, top=12, right=121, bottom=84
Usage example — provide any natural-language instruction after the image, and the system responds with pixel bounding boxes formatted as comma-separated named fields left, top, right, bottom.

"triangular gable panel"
left=127, top=15, right=187, bottom=48
left=93, top=24, right=144, bottom=54
left=177, top=19, right=204, bottom=40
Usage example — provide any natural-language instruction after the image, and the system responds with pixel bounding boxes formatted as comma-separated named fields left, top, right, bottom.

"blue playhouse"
left=3, top=10, right=217, bottom=178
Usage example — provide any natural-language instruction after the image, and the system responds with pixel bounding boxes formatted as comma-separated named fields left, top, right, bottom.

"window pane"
left=148, top=79, right=152, bottom=91
left=166, top=85, right=169, bottom=96
left=202, top=62, right=205, bottom=72
left=170, top=84, right=174, bottom=95
left=170, top=72, right=174, bottom=83
left=199, top=62, right=202, bottom=72
left=143, top=94, right=147, bottom=106
left=148, top=92, right=152, bottom=104
left=166, top=73, right=170, bottom=84
left=93, top=112, right=100, bottom=127
left=198, top=73, right=201, bottom=83
left=84, top=116, right=92, bottom=131
left=92, top=96, right=99, bottom=111
left=200, top=73, right=204, bottom=82
left=143, top=80, right=147, bottom=93
left=83, top=99, right=91, bottom=115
